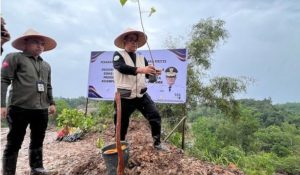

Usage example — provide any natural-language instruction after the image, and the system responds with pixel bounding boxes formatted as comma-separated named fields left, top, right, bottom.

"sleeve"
left=112, top=51, right=137, bottom=75
left=144, top=57, right=149, bottom=66
left=1, top=53, right=17, bottom=107
left=47, top=65, right=55, bottom=106
left=144, top=57, right=149, bottom=79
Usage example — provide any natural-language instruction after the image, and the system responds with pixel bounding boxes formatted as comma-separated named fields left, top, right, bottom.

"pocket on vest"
left=117, top=88, right=132, bottom=98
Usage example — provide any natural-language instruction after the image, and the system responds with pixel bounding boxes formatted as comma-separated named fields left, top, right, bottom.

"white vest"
left=114, top=51, right=146, bottom=99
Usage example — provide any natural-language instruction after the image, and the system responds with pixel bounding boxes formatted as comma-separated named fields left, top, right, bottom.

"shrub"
left=169, top=132, right=182, bottom=148
left=276, top=156, right=300, bottom=174
left=241, top=152, right=278, bottom=175
left=56, top=108, right=96, bottom=131
left=220, top=146, right=244, bottom=165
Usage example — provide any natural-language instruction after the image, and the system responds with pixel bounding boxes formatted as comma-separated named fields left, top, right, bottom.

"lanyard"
left=29, top=58, right=41, bottom=79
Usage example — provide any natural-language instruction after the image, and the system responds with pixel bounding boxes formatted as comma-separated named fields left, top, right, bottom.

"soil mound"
left=1, top=119, right=244, bottom=175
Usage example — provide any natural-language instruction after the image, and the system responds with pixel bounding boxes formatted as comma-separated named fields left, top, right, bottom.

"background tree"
left=159, top=18, right=249, bottom=126
left=119, top=0, right=248, bottom=120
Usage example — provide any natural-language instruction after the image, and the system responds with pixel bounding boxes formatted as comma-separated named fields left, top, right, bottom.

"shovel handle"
left=115, top=92, right=124, bottom=175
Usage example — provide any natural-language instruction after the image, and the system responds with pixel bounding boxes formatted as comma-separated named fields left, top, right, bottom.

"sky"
left=1, top=0, right=300, bottom=104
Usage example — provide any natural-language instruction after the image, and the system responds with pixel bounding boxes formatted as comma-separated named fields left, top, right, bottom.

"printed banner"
left=87, top=49, right=187, bottom=104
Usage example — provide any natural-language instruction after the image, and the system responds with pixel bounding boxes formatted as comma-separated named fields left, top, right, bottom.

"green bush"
left=55, top=99, right=70, bottom=116
left=49, top=99, right=70, bottom=126
left=271, top=144, right=291, bottom=157
left=169, top=132, right=182, bottom=148
left=56, top=108, right=96, bottom=131
left=220, top=146, right=244, bottom=165
left=241, top=152, right=278, bottom=175
left=276, top=156, right=300, bottom=174
left=254, top=124, right=297, bottom=157
left=192, top=117, right=223, bottom=158
left=93, top=101, right=114, bottom=125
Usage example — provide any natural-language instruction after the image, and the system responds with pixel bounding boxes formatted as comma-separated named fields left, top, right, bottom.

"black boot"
left=2, top=152, right=18, bottom=175
left=153, top=136, right=168, bottom=151
left=153, top=136, right=161, bottom=149
left=29, top=148, right=49, bottom=175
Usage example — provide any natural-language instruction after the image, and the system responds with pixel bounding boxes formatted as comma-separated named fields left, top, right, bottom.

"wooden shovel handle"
left=115, top=92, right=124, bottom=175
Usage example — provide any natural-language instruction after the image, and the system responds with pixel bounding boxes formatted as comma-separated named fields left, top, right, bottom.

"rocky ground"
left=1, top=119, right=245, bottom=175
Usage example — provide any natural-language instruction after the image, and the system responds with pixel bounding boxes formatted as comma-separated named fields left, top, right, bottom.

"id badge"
left=37, top=80, right=45, bottom=92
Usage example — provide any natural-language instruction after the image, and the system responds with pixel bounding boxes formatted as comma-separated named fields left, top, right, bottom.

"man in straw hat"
left=113, top=28, right=165, bottom=150
left=1, top=28, right=57, bottom=174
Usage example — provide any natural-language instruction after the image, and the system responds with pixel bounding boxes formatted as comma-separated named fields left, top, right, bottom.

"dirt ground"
left=1, top=119, right=245, bottom=175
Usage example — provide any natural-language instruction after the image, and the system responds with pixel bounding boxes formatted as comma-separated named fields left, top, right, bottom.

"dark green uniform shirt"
left=1, top=52, right=55, bottom=109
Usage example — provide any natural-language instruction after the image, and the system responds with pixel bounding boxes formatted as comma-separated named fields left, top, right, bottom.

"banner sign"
left=87, top=49, right=187, bottom=104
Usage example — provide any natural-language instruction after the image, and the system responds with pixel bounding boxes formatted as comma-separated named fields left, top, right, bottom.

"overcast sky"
left=2, top=0, right=299, bottom=104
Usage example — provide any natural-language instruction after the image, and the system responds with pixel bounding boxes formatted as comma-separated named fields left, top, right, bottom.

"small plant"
left=169, top=132, right=182, bottom=148
left=220, top=146, right=244, bottom=165
left=96, top=137, right=105, bottom=149
left=56, top=108, right=96, bottom=131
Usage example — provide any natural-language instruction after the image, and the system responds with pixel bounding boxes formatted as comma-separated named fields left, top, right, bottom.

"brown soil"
left=1, top=119, right=245, bottom=175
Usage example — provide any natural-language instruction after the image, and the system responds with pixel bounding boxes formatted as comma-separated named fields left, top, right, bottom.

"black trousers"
left=114, top=93, right=161, bottom=142
left=3, top=106, right=48, bottom=157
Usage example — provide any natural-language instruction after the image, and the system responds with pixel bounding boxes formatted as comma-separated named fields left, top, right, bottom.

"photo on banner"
left=87, top=49, right=187, bottom=104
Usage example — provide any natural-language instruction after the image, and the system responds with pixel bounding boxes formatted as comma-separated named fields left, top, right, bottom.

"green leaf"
left=120, top=0, right=127, bottom=6
left=96, top=137, right=104, bottom=149
left=148, top=7, right=156, bottom=17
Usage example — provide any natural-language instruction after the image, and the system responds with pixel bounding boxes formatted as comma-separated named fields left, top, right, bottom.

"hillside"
left=1, top=119, right=244, bottom=175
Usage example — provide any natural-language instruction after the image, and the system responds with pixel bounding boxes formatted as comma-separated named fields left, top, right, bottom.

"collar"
left=125, top=49, right=136, bottom=54
left=22, top=52, right=43, bottom=61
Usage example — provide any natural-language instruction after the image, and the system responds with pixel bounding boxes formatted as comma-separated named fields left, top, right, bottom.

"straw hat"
left=114, top=28, right=147, bottom=49
left=12, top=28, right=57, bottom=51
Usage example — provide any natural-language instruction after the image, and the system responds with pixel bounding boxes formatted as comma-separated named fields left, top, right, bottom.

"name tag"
left=37, top=80, right=45, bottom=92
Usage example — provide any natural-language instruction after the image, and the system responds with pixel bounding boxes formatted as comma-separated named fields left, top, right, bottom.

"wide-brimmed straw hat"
left=114, top=28, right=147, bottom=49
left=12, top=28, right=57, bottom=51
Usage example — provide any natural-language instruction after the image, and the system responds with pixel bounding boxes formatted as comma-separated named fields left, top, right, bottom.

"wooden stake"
left=115, top=92, right=124, bottom=175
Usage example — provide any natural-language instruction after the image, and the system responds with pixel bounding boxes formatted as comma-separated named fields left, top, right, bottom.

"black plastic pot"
left=101, top=141, right=129, bottom=175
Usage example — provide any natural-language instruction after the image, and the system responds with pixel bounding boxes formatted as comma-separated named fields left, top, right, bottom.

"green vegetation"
left=54, top=96, right=87, bottom=109
left=56, top=108, right=96, bottom=131
left=51, top=18, right=300, bottom=174
left=54, top=98, right=114, bottom=132
left=51, top=96, right=300, bottom=175
left=157, top=18, right=300, bottom=174
left=2, top=16, right=298, bottom=174
left=183, top=100, right=300, bottom=175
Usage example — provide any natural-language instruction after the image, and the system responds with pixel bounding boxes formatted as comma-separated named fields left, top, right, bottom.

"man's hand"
left=1, top=107, right=7, bottom=119
left=48, top=105, right=56, bottom=115
left=137, top=65, right=161, bottom=75
left=155, top=68, right=162, bottom=76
